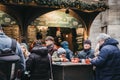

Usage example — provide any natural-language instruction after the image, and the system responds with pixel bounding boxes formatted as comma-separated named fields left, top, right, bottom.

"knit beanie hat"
left=84, top=40, right=91, bottom=45
left=57, top=47, right=66, bottom=55
left=20, top=43, right=28, bottom=50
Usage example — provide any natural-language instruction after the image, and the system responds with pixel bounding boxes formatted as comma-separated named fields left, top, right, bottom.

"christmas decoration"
left=0, top=0, right=109, bottom=12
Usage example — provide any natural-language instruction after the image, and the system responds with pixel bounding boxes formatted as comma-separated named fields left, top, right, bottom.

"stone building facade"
left=89, top=0, right=120, bottom=48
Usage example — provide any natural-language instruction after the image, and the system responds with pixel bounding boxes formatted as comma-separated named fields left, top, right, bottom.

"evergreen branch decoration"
left=0, top=0, right=109, bottom=12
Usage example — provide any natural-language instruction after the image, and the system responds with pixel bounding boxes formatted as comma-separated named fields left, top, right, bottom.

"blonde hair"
left=20, top=43, right=29, bottom=59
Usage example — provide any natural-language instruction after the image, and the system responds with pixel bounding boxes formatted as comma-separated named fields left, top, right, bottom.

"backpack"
left=0, top=39, right=20, bottom=80
left=0, top=39, right=20, bottom=62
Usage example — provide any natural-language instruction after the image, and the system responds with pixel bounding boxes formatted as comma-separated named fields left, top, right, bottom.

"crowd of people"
left=0, top=25, right=120, bottom=80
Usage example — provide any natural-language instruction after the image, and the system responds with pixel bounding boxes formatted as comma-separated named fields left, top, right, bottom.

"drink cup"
left=85, top=59, right=90, bottom=64
left=81, top=59, right=85, bottom=63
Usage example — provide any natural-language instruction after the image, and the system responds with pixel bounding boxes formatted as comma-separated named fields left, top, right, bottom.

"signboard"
left=32, top=11, right=82, bottom=28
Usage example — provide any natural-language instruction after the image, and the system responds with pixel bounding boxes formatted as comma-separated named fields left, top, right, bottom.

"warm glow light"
left=76, top=28, right=84, bottom=35
left=37, top=26, right=48, bottom=31
left=66, top=35, right=68, bottom=38
left=94, top=0, right=99, bottom=1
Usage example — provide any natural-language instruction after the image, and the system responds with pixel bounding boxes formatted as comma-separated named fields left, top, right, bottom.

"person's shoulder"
left=102, top=45, right=117, bottom=52
left=100, top=44, right=111, bottom=50
left=29, top=53, right=38, bottom=58
left=66, top=49, right=73, bottom=53
left=0, top=33, right=11, bottom=38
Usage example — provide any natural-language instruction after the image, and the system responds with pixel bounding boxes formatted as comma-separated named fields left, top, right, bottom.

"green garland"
left=1, top=0, right=109, bottom=12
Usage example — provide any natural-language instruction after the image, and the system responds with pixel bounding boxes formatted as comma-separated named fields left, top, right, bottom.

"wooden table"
left=52, top=62, right=94, bottom=80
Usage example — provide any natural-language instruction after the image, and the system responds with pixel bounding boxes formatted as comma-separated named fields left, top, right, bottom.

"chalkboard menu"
left=76, top=35, right=84, bottom=50
left=3, top=25, right=21, bottom=42
left=76, top=28, right=84, bottom=50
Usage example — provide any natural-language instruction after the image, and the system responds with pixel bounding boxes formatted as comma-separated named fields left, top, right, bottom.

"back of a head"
left=54, top=42, right=61, bottom=47
left=97, top=33, right=111, bottom=41
left=34, top=40, right=42, bottom=46
left=36, top=32, right=42, bottom=40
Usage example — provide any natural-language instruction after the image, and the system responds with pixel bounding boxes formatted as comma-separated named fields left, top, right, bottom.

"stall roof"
left=0, top=0, right=109, bottom=12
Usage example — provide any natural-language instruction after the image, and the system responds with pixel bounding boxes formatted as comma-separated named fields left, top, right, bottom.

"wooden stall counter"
left=52, top=62, right=94, bottom=80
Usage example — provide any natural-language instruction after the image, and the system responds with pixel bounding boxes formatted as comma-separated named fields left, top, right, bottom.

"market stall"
left=52, top=62, right=94, bottom=80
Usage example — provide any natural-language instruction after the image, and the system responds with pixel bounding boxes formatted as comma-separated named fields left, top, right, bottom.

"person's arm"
left=68, top=50, right=74, bottom=59
left=78, top=51, right=85, bottom=59
left=16, top=42, right=26, bottom=71
left=89, top=49, right=95, bottom=59
left=26, top=54, right=34, bottom=72
left=90, top=47, right=109, bottom=67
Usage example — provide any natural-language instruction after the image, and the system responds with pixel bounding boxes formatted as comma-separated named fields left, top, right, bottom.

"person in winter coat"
left=90, top=33, right=120, bottom=80
left=26, top=45, right=51, bottom=80
left=61, top=41, right=73, bottom=61
left=45, top=36, right=56, bottom=56
left=52, top=42, right=69, bottom=62
left=20, top=43, right=30, bottom=61
left=78, top=39, right=95, bottom=59
left=0, top=25, right=25, bottom=80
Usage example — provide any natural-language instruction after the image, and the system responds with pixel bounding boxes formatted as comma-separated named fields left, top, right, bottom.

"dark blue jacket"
left=91, top=38, right=120, bottom=80
left=61, top=41, right=73, bottom=61
left=78, top=49, right=94, bottom=59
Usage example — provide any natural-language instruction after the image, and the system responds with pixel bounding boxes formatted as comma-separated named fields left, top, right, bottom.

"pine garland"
left=1, top=0, right=109, bottom=12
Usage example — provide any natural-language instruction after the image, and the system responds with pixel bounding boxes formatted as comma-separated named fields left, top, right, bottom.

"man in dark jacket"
left=90, top=33, right=120, bottom=80
left=78, top=39, right=95, bottom=59
left=45, top=36, right=56, bottom=56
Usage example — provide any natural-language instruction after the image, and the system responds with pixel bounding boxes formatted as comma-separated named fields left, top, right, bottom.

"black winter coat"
left=26, top=46, right=50, bottom=80
left=91, top=38, right=120, bottom=80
